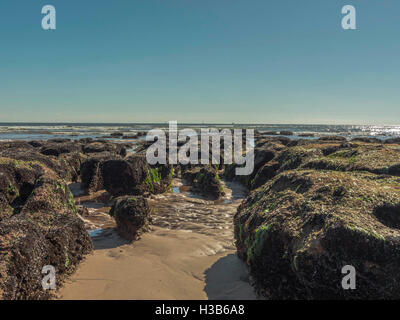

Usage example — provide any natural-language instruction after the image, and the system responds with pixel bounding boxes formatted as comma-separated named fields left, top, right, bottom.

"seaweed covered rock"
left=279, top=130, right=294, bottom=136
left=0, top=141, right=35, bottom=152
left=101, top=157, right=149, bottom=196
left=109, top=196, right=151, bottom=241
left=0, top=141, right=128, bottom=299
left=81, top=154, right=173, bottom=196
left=0, top=193, right=13, bottom=220
left=274, top=142, right=400, bottom=177
left=20, top=173, right=78, bottom=224
left=40, top=142, right=81, bottom=157
left=80, top=156, right=108, bottom=193
left=0, top=140, right=126, bottom=184
left=234, top=169, right=400, bottom=299
left=0, top=154, right=93, bottom=299
left=58, top=152, right=87, bottom=182
left=82, top=142, right=126, bottom=157
left=183, top=166, right=224, bottom=199
left=0, top=148, right=68, bottom=181
left=0, top=215, right=92, bottom=300
left=250, top=161, right=280, bottom=190
left=319, top=135, right=347, bottom=142
left=0, top=157, right=40, bottom=215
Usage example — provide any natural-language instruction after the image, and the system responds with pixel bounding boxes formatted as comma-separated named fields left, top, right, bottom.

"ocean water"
left=0, top=123, right=399, bottom=141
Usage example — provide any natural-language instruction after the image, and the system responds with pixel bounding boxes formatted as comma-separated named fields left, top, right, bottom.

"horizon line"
left=0, top=122, right=399, bottom=127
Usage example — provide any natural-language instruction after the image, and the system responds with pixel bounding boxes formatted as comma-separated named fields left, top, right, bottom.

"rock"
left=250, top=161, right=280, bottom=190
left=0, top=158, right=38, bottom=211
left=79, top=138, right=93, bottom=144
left=0, top=193, right=13, bottom=221
left=122, top=134, right=138, bottom=139
left=0, top=141, right=35, bottom=152
left=0, top=142, right=95, bottom=299
left=109, top=196, right=151, bottom=241
left=298, top=133, right=315, bottom=137
left=40, top=143, right=81, bottom=157
left=0, top=144, right=79, bottom=181
left=28, top=141, right=44, bottom=148
left=269, top=136, right=292, bottom=146
left=0, top=166, right=92, bottom=299
left=385, top=138, right=400, bottom=145
left=184, top=166, right=224, bottom=199
left=47, top=138, right=71, bottom=143
left=102, top=156, right=172, bottom=196
left=81, top=154, right=173, bottom=196
left=82, top=142, right=108, bottom=154
left=279, top=131, right=294, bottom=136
left=101, top=158, right=147, bottom=196
left=0, top=215, right=92, bottom=300
left=80, top=156, right=111, bottom=193
left=234, top=169, right=400, bottom=299
left=82, top=142, right=126, bottom=157
left=20, top=173, right=78, bottom=222
left=80, top=152, right=120, bottom=193
left=351, top=137, right=381, bottom=143
left=58, top=152, right=87, bottom=182
left=274, top=142, right=400, bottom=177
left=318, top=135, right=347, bottom=142
left=254, top=148, right=276, bottom=174
left=182, top=167, right=201, bottom=184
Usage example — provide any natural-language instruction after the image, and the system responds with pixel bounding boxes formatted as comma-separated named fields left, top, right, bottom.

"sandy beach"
left=59, top=228, right=255, bottom=300
left=58, top=179, right=257, bottom=300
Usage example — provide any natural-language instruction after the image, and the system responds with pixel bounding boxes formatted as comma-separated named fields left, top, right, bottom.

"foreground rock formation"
left=0, top=139, right=132, bottom=299
left=233, top=137, right=400, bottom=299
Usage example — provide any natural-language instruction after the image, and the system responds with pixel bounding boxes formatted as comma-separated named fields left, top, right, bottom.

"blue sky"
left=0, top=0, right=399, bottom=124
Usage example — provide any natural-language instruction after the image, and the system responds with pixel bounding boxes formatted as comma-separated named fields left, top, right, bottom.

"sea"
left=0, top=123, right=399, bottom=141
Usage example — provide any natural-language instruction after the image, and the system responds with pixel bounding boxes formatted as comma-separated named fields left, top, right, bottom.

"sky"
left=0, top=0, right=399, bottom=124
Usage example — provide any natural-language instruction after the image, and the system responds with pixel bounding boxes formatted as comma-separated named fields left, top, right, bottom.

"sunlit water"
left=0, top=123, right=399, bottom=141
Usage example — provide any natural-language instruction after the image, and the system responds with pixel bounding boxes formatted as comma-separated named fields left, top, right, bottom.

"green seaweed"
left=6, top=182, right=18, bottom=196
left=247, top=223, right=274, bottom=263
left=143, top=168, right=162, bottom=192
left=65, top=250, right=70, bottom=268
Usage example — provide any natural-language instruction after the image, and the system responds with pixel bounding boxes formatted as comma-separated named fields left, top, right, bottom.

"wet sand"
left=58, top=180, right=257, bottom=300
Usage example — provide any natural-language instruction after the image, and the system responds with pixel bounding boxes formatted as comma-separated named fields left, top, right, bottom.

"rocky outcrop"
left=318, top=135, right=347, bottom=142
left=0, top=168, right=93, bottom=299
left=276, top=142, right=400, bottom=176
left=0, top=141, right=97, bottom=299
left=82, top=142, right=126, bottom=157
left=0, top=215, right=92, bottom=300
left=229, top=135, right=400, bottom=299
left=80, top=154, right=173, bottom=196
left=109, top=196, right=151, bottom=241
left=80, top=156, right=110, bottom=193
left=40, top=143, right=81, bottom=157
left=250, top=161, right=280, bottom=190
left=234, top=168, right=400, bottom=299
left=183, top=166, right=224, bottom=199
left=0, top=158, right=39, bottom=216
left=279, top=131, right=294, bottom=136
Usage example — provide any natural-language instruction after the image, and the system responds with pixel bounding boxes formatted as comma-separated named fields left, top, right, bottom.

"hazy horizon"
left=1, top=1, right=399, bottom=124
